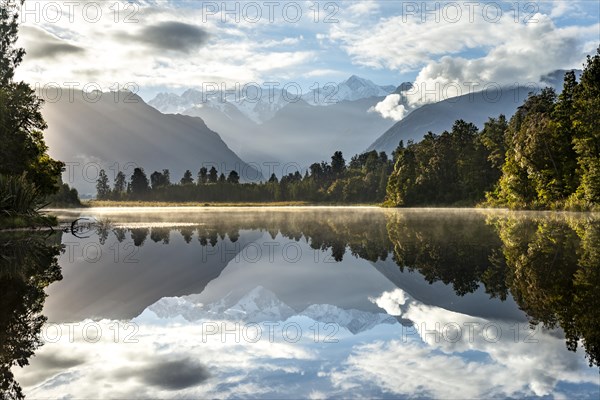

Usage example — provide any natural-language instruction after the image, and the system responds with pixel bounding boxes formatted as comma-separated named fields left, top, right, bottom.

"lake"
left=3, top=207, right=599, bottom=398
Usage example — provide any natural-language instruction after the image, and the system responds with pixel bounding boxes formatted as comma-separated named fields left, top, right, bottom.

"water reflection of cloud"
left=329, top=288, right=598, bottom=398
left=14, top=289, right=598, bottom=399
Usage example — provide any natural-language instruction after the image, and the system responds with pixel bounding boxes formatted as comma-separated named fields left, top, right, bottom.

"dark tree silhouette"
left=208, top=167, right=218, bottom=183
left=180, top=170, right=194, bottom=185
left=113, top=171, right=127, bottom=199
left=198, top=167, right=208, bottom=184
left=130, top=168, right=149, bottom=198
left=96, top=169, right=110, bottom=199
left=227, top=170, right=240, bottom=184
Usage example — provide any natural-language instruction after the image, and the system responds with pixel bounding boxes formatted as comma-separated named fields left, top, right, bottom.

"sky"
left=12, top=0, right=600, bottom=103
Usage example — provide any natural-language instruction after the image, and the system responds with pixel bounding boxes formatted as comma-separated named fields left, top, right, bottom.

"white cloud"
left=15, top=284, right=599, bottom=399
left=305, top=69, right=340, bottom=77
left=368, top=287, right=407, bottom=314
left=330, top=4, right=599, bottom=117
left=332, top=288, right=599, bottom=398
left=346, top=1, right=380, bottom=16
left=14, top=1, right=318, bottom=92
left=369, top=93, right=407, bottom=121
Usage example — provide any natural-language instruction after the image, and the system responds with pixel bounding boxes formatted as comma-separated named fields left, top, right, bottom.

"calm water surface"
left=2, top=207, right=599, bottom=398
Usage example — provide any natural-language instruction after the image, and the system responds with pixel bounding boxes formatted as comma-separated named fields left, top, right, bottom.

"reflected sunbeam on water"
left=3, top=208, right=600, bottom=398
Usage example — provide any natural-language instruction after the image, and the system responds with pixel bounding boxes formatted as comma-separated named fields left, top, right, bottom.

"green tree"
left=497, top=90, right=556, bottom=208
left=150, top=171, right=164, bottom=189
left=572, top=47, right=600, bottom=205
left=208, top=166, right=218, bottom=183
left=227, top=170, right=240, bottom=184
left=0, top=0, right=64, bottom=196
left=0, top=0, right=23, bottom=85
left=162, top=169, right=170, bottom=185
left=95, top=169, right=110, bottom=200
left=180, top=170, right=194, bottom=185
left=331, top=151, right=346, bottom=177
left=198, top=167, right=208, bottom=184
left=47, top=180, right=81, bottom=206
left=386, top=120, right=494, bottom=207
left=130, top=168, right=149, bottom=198
left=480, top=114, right=508, bottom=171
left=113, top=171, right=126, bottom=199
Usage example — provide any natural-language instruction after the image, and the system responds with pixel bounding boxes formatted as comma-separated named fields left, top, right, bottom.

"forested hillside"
left=386, top=48, right=600, bottom=210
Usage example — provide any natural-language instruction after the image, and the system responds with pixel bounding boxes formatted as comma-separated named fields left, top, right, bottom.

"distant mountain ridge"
left=148, top=76, right=397, bottom=168
left=148, top=75, right=396, bottom=124
left=41, top=89, right=262, bottom=196
left=149, top=86, right=292, bottom=124
left=367, top=70, right=583, bottom=155
left=179, top=96, right=396, bottom=168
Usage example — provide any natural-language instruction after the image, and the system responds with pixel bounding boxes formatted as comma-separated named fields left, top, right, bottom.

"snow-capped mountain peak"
left=345, top=75, right=376, bottom=90
left=302, top=75, right=395, bottom=105
left=148, top=87, right=294, bottom=124
left=148, top=75, right=396, bottom=119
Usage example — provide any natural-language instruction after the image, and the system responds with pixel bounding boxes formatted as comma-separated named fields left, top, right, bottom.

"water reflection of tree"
left=150, top=227, right=170, bottom=244
left=385, top=211, right=599, bottom=367
left=490, top=215, right=600, bottom=367
left=179, top=227, right=194, bottom=244
left=130, top=228, right=149, bottom=247
left=386, top=212, right=504, bottom=297
left=0, top=232, right=63, bottom=399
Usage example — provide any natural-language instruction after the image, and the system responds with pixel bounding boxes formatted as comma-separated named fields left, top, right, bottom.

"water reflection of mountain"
left=145, top=285, right=397, bottom=335
left=47, top=208, right=600, bottom=367
left=44, top=227, right=263, bottom=322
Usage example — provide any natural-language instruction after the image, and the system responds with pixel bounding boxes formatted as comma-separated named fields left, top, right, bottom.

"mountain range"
left=42, top=71, right=577, bottom=195
left=149, top=75, right=397, bottom=166
left=41, top=89, right=262, bottom=196
left=149, top=75, right=396, bottom=122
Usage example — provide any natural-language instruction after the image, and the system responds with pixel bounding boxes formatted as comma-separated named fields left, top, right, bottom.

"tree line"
left=386, top=47, right=600, bottom=210
left=97, top=48, right=599, bottom=209
left=96, top=150, right=394, bottom=203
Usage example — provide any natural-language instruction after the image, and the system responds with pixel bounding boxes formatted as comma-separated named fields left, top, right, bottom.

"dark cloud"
left=28, top=42, right=85, bottom=59
left=139, top=358, right=211, bottom=390
left=33, top=352, right=88, bottom=370
left=136, top=21, right=209, bottom=53
left=21, top=26, right=85, bottom=59
left=17, top=351, right=87, bottom=387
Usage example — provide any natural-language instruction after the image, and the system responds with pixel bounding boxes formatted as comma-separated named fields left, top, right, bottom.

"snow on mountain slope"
left=148, top=76, right=395, bottom=123
left=300, top=304, right=396, bottom=334
left=149, top=87, right=295, bottom=124
left=302, top=75, right=395, bottom=105
left=146, top=286, right=396, bottom=333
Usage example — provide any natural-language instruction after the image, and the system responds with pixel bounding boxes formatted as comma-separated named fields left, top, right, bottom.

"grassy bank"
left=82, top=200, right=379, bottom=207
